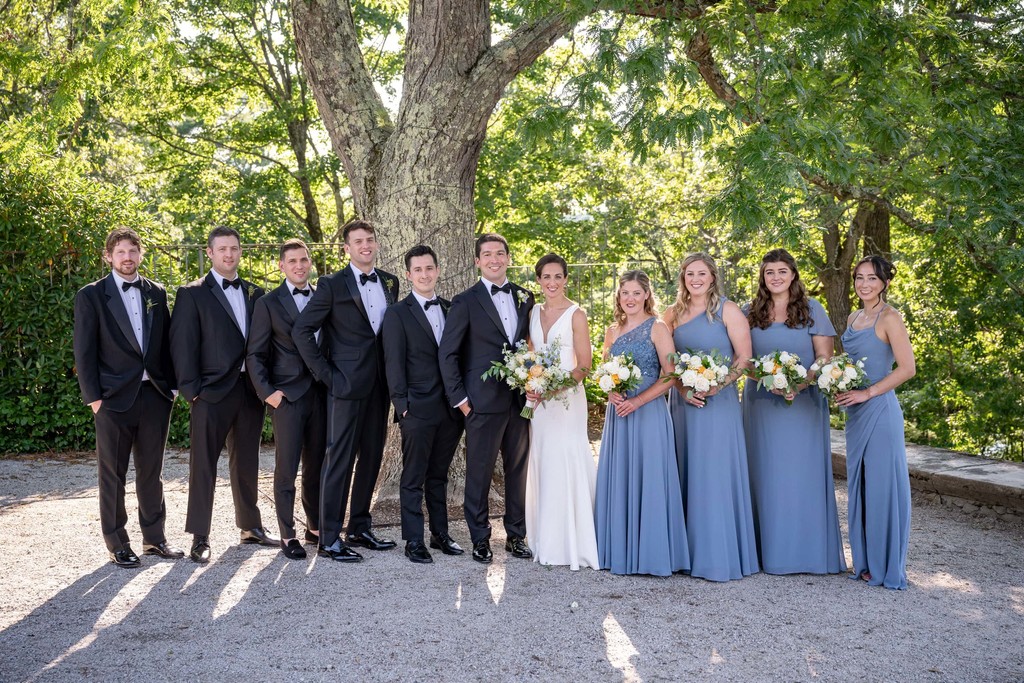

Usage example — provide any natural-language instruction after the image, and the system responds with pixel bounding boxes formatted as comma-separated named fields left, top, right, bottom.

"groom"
left=438, top=233, right=534, bottom=564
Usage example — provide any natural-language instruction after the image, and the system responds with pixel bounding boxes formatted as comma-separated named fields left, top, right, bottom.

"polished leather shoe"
left=190, top=536, right=211, bottom=563
left=109, top=545, right=141, bottom=568
left=317, top=540, right=363, bottom=563
left=345, top=530, right=396, bottom=551
left=429, top=532, right=465, bottom=556
left=280, top=539, right=307, bottom=560
left=240, top=527, right=280, bottom=547
left=303, top=529, right=320, bottom=545
left=505, top=535, right=533, bottom=559
left=405, top=541, right=433, bottom=564
left=143, top=541, right=185, bottom=559
left=472, top=540, right=493, bottom=564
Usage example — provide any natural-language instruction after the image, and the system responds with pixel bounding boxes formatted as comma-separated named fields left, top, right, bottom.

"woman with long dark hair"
left=837, top=255, right=916, bottom=589
left=743, top=249, right=845, bottom=575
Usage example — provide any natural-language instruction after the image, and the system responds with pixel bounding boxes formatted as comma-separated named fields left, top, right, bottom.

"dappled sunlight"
left=909, top=569, right=980, bottom=594
left=455, top=582, right=462, bottom=610
left=486, top=560, right=506, bottom=604
left=1009, top=588, right=1024, bottom=615
left=29, top=563, right=172, bottom=681
left=602, top=613, right=641, bottom=682
left=212, top=552, right=276, bottom=620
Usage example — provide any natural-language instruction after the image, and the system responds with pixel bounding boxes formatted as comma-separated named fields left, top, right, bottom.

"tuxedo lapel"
left=341, top=267, right=371, bottom=326
left=140, top=277, right=154, bottom=356
left=206, top=273, right=244, bottom=336
left=276, top=282, right=300, bottom=322
left=103, top=274, right=143, bottom=357
left=406, top=295, right=437, bottom=348
left=512, top=284, right=532, bottom=339
left=473, top=280, right=507, bottom=340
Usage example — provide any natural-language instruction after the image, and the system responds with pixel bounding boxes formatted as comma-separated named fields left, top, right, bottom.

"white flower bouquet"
left=481, top=339, right=575, bottom=418
left=810, top=353, right=868, bottom=398
left=749, top=350, right=808, bottom=405
left=592, top=353, right=644, bottom=396
left=666, top=350, right=730, bottom=400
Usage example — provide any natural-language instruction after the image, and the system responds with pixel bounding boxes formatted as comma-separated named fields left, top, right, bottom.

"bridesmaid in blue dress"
left=837, top=255, right=916, bottom=590
left=742, top=249, right=846, bottom=575
left=665, top=253, right=759, bottom=581
left=595, top=270, right=689, bottom=576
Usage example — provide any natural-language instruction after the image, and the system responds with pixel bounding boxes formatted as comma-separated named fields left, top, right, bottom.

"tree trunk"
left=861, top=204, right=891, bottom=259
left=818, top=199, right=870, bottom=347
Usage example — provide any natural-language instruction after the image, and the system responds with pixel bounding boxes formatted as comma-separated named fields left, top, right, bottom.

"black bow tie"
left=490, top=283, right=512, bottom=295
left=359, top=272, right=378, bottom=285
left=424, top=298, right=441, bottom=310
left=122, top=280, right=142, bottom=292
left=293, top=287, right=311, bottom=297
left=223, top=278, right=241, bottom=290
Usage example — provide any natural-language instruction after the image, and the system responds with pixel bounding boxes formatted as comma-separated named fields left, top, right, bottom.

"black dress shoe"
left=280, top=539, right=307, bottom=560
left=505, top=535, right=533, bottom=559
left=303, top=529, right=320, bottom=545
left=345, top=530, right=397, bottom=551
left=240, top=527, right=280, bottom=547
left=109, top=545, right=142, bottom=568
left=405, top=541, right=433, bottom=564
left=429, top=532, right=465, bottom=555
left=472, top=540, right=493, bottom=564
left=142, top=541, right=185, bottom=559
left=190, top=536, right=211, bottom=563
left=317, top=540, right=363, bottom=563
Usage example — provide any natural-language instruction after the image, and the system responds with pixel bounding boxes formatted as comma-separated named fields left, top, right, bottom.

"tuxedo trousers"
left=398, top=411, right=464, bottom=542
left=93, top=383, right=173, bottom=551
left=185, top=374, right=266, bottom=535
left=463, top=406, right=531, bottom=544
left=271, top=382, right=327, bottom=539
left=321, top=381, right=389, bottom=546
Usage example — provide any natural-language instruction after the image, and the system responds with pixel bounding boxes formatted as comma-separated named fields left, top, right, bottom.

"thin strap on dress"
left=872, top=304, right=889, bottom=329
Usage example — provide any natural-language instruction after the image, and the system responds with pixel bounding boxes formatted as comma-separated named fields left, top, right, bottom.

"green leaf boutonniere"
left=382, top=275, right=396, bottom=291
left=247, top=284, right=256, bottom=299
left=145, top=298, right=156, bottom=314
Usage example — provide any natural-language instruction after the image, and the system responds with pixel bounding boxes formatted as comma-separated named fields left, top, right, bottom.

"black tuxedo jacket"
left=246, top=282, right=323, bottom=402
left=438, top=279, right=534, bottom=413
left=169, top=272, right=264, bottom=403
left=382, top=293, right=460, bottom=423
left=292, top=266, right=399, bottom=400
left=73, top=273, right=175, bottom=412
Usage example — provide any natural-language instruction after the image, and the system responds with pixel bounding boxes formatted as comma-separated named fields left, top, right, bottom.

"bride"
left=524, top=253, right=599, bottom=570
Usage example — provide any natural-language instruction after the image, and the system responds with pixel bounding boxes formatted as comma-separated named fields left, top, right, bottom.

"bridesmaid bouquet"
left=592, top=354, right=644, bottom=395
left=481, top=340, right=575, bottom=418
left=666, top=350, right=730, bottom=400
left=749, top=350, right=808, bottom=405
left=810, top=353, right=868, bottom=397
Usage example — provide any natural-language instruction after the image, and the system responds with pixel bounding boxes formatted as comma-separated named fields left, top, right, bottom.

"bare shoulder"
left=721, top=299, right=745, bottom=321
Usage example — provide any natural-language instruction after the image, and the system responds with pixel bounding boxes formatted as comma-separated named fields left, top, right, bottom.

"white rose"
left=810, top=361, right=820, bottom=372
left=817, top=375, right=830, bottom=390
left=515, top=367, right=528, bottom=380
left=631, top=365, right=642, bottom=379
left=694, top=376, right=711, bottom=393
left=688, top=356, right=704, bottom=370
left=678, top=353, right=691, bottom=364
left=779, top=351, right=792, bottom=365
left=772, top=373, right=789, bottom=390
left=598, top=375, right=615, bottom=392
left=680, top=369, right=699, bottom=387
left=795, top=364, right=807, bottom=379
left=843, top=366, right=858, bottom=380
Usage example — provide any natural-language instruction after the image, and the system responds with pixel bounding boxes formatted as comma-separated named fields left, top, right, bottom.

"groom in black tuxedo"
left=382, top=245, right=465, bottom=564
left=170, top=226, right=278, bottom=563
left=74, top=228, right=182, bottom=567
left=246, top=239, right=326, bottom=560
left=438, top=233, right=535, bottom=563
left=293, top=219, right=400, bottom=562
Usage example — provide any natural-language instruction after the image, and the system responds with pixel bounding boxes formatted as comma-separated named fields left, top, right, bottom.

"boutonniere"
left=516, top=289, right=531, bottom=307
left=381, top=275, right=396, bottom=291
left=145, top=298, right=156, bottom=314
left=247, top=284, right=256, bottom=299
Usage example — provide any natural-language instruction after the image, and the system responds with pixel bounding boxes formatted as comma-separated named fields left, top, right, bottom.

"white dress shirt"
left=112, top=271, right=149, bottom=381
left=483, top=277, right=517, bottom=342
left=352, top=264, right=387, bottom=334
left=413, top=290, right=444, bottom=344
left=288, top=280, right=319, bottom=343
left=210, top=269, right=247, bottom=371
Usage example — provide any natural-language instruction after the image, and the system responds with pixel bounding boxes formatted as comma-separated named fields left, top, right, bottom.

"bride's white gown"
left=525, top=303, right=600, bottom=570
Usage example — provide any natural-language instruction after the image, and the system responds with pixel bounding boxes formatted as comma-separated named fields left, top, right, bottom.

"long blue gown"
left=595, top=317, right=689, bottom=576
left=841, top=306, right=911, bottom=589
left=742, top=298, right=846, bottom=575
left=669, top=302, right=759, bottom=581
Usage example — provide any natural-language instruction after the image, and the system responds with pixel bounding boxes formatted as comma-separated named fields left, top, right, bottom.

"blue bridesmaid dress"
left=595, top=317, right=690, bottom=576
left=742, top=298, right=846, bottom=574
left=669, top=302, right=759, bottom=581
left=841, top=306, right=911, bottom=589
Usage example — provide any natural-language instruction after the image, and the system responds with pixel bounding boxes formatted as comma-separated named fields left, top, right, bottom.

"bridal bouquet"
left=810, top=353, right=868, bottom=398
left=749, top=350, right=808, bottom=405
left=481, top=339, right=575, bottom=418
left=592, top=354, right=644, bottom=396
left=666, top=350, right=730, bottom=400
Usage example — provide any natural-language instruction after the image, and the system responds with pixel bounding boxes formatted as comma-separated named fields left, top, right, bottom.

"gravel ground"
left=1, top=448, right=1022, bottom=683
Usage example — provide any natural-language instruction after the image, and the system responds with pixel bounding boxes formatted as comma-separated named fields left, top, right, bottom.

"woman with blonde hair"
left=664, top=253, right=758, bottom=581
left=594, top=270, right=689, bottom=576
